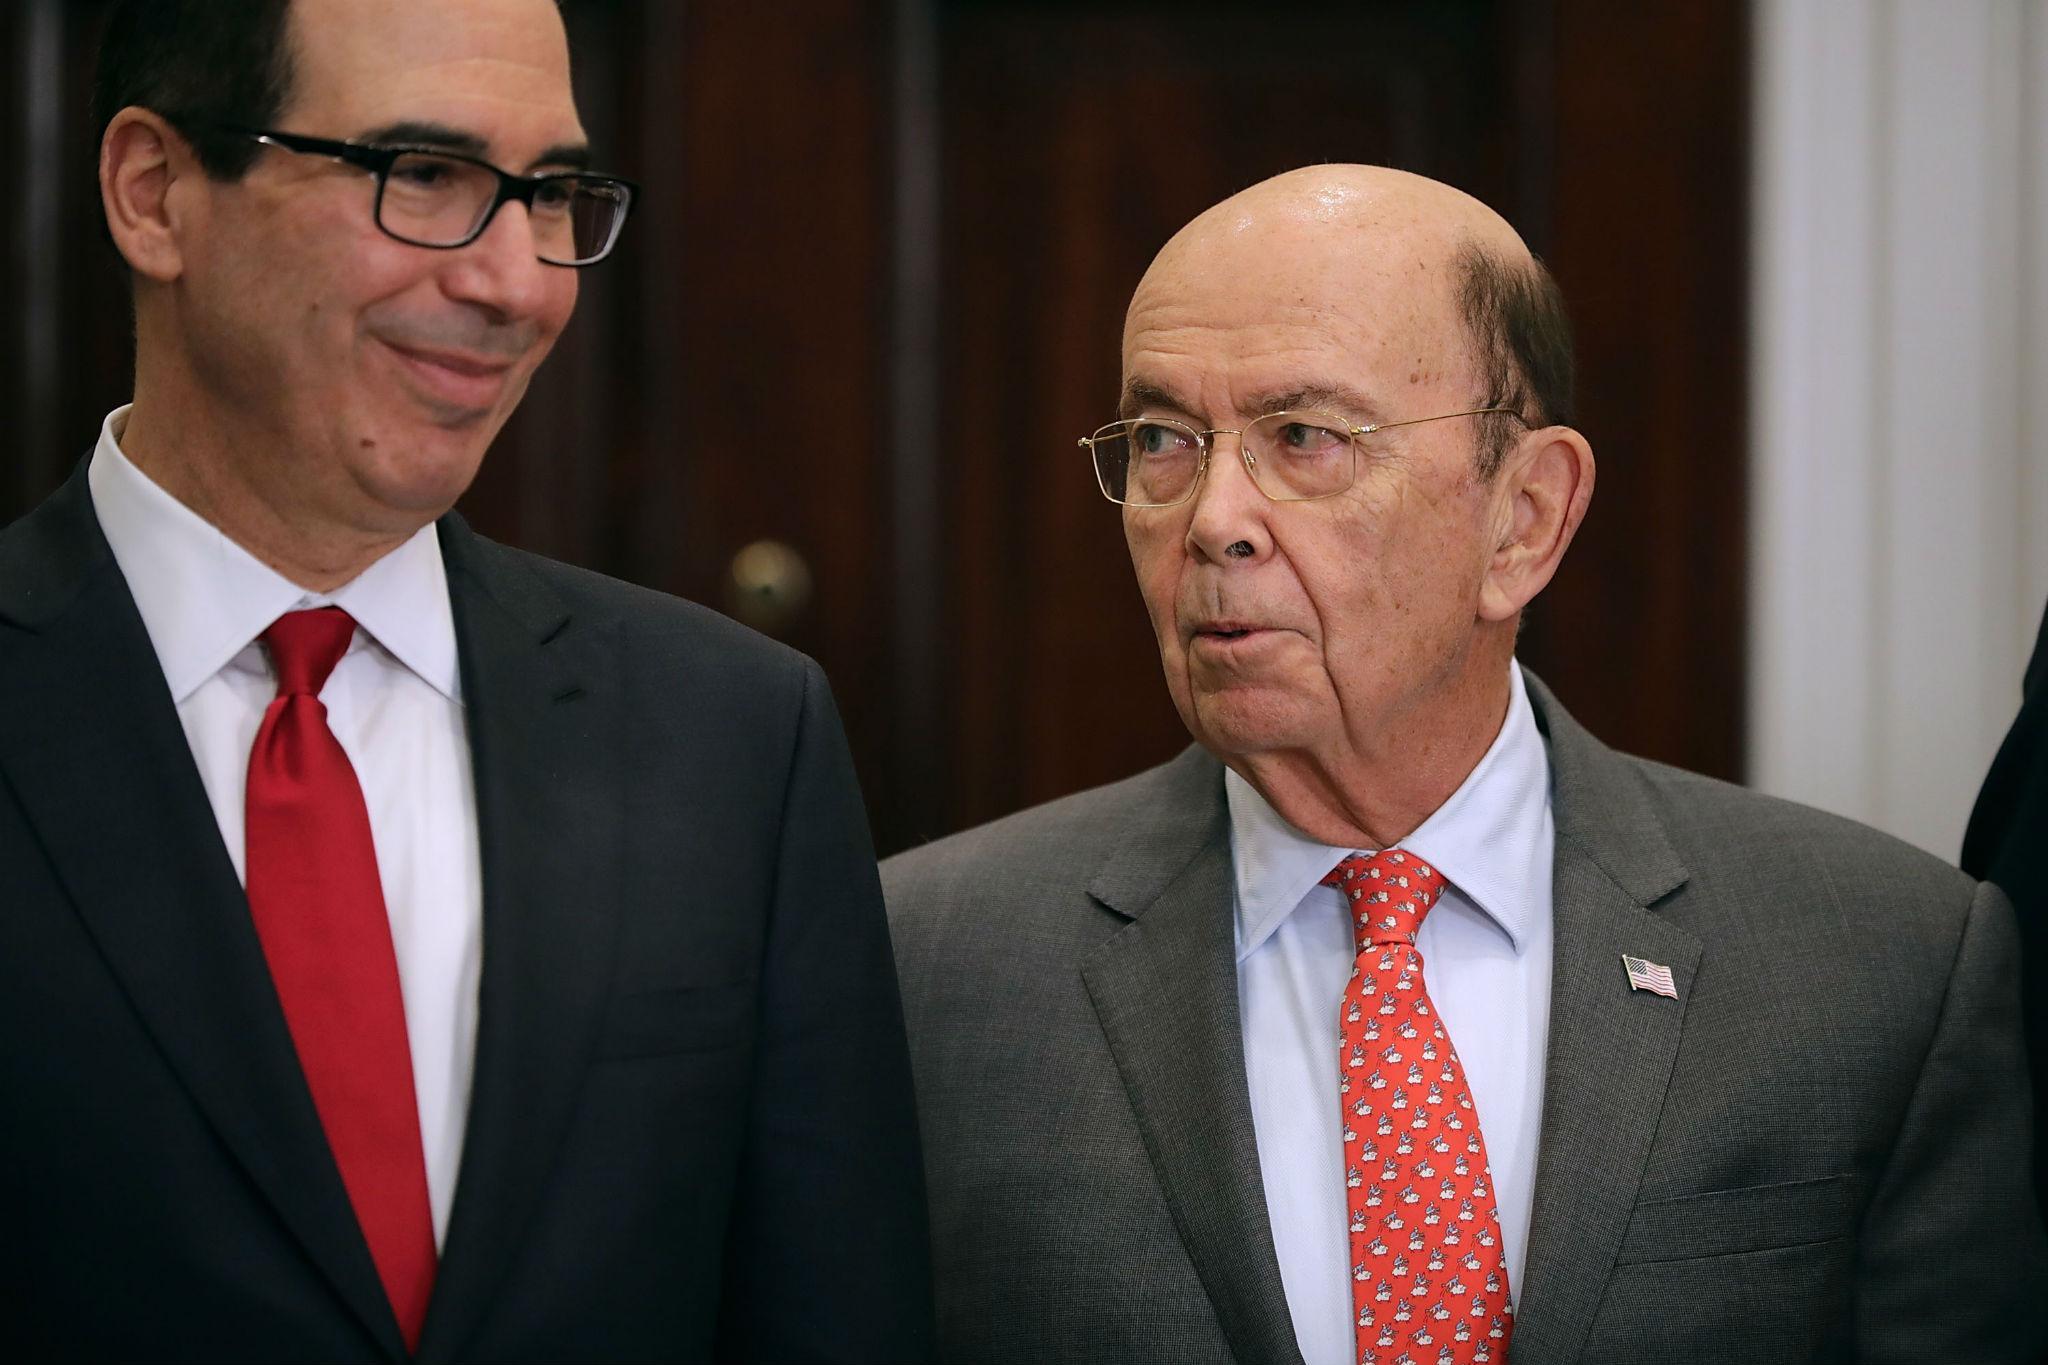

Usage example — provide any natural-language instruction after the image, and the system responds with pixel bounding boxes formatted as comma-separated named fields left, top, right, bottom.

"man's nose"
left=440, top=201, right=567, bottom=322
left=1181, top=431, right=1273, bottom=563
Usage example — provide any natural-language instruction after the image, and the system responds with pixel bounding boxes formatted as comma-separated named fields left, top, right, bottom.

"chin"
left=346, top=425, right=493, bottom=521
left=1184, top=686, right=1325, bottom=758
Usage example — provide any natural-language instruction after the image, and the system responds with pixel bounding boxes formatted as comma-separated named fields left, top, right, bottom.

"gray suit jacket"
left=884, top=674, right=2048, bottom=1363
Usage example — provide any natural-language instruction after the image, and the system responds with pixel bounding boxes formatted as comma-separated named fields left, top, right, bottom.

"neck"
left=123, top=350, right=412, bottom=593
left=1229, top=648, right=1515, bottom=849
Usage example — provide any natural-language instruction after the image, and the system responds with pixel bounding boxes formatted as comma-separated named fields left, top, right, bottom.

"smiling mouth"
left=378, top=338, right=516, bottom=419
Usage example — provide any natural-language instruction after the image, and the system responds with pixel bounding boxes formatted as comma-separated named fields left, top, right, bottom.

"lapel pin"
left=1621, top=955, right=1678, bottom=999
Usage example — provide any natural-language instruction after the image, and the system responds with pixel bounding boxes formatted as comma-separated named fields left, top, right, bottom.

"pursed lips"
left=1185, top=619, right=1301, bottom=652
left=1190, top=619, right=1265, bottom=641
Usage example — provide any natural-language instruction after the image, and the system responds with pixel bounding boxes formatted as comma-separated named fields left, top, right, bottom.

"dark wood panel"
left=1525, top=0, right=1750, bottom=782
left=4, top=0, right=133, bottom=510
left=927, top=0, right=1751, bottom=842
left=459, top=0, right=640, bottom=573
left=5, top=0, right=1750, bottom=856
left=468, top=0, right=908, bottom=844
left=932, top=0, right=1544, bottom=833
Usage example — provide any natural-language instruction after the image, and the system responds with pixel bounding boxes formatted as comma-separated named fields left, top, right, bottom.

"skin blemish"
left=359, top=438, right=376, bottom=448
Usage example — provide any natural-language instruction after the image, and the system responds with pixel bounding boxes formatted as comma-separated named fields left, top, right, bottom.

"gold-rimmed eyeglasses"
left=1080, top=406, right=1523, bottom=508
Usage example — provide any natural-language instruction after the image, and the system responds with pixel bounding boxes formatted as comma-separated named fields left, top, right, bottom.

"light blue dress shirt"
left=1230, top=664, right=1554, bottom=1365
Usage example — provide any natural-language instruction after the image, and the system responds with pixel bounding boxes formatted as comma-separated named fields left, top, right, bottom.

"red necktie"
left=245, top=607, right=436, bottom=1349
left=1328, top=850, right=1513, bottom=1364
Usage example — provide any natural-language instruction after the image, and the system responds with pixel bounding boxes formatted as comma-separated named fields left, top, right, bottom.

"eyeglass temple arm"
left=1355, top=406, right=1526, bottom=435
left=234, top=128, right=390, bottom=175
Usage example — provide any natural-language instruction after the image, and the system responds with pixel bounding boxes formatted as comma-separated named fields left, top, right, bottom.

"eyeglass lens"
left=378, top=152, right=629, bottom=263
left=1091, top=413, right=1357, bottom=506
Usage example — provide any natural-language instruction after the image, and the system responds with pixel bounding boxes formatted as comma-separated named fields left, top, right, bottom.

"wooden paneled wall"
left=2, top=0, right=1748, bottom=855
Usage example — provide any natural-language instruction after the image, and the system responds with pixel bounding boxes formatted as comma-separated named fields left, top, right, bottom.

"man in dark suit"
left=0, top=1, right=929, bottom=1359
left=884, top=165, right=2048, bottom=1362
left=1966, top=596, right=2048, bottom=1222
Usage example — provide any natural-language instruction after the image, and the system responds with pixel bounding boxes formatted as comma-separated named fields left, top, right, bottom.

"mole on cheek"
left=359, top=438, right=376, bottom=449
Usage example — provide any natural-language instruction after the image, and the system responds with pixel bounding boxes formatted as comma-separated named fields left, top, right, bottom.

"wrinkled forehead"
left=1122, top=213, right=1475, bottom=401
left=285, top=0, right=583, bottom=154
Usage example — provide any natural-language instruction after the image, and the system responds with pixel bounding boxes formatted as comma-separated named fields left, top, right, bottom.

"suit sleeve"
left=1854, top=880, right=2048, bottom=1362
left=714, top=657, right=935, bottom=1362
left=1961, top=607, right=2048, bottom=1239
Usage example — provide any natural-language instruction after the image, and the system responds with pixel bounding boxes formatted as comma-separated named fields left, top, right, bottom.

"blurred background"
left=3, top=0, right=2041, bottom=860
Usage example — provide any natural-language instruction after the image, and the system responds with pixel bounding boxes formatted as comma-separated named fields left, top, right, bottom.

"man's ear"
left=100, top=107, right=199, bottom=284
left=1477, top=425, right=1595, bottom=622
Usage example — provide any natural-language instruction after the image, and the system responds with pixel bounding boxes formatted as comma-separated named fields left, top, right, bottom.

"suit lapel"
left=1080, top=749, right=1306, bottom=1365
left=416, top=517, right=623, bottom=1361
left=0, top=470, right=406, bottom=1359
left=1510, top=675, right=1699, bottom=1363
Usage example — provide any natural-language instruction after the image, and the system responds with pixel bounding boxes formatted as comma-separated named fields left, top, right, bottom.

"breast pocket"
left=593, top=981, right=757, bottom=1061
left=1616, top=1173, right=1860, bottom=1264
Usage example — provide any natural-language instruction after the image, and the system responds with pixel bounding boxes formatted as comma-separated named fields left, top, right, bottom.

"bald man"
left=883, top=167, right=2048, bottom=1364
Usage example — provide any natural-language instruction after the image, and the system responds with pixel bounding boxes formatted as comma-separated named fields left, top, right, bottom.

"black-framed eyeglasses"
left=210, top=125, right=637, bottom=267
left=1079, top=406, right=1525, bottom=507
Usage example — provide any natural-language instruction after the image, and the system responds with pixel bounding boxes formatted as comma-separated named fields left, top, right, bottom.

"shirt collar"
left=87, top=404, right=461, bottom=703
left=1227, top=664, right=1552, bottom=962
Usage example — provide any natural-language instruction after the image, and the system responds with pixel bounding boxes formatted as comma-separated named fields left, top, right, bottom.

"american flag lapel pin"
left=1622, top=954, right=1678, bottom=999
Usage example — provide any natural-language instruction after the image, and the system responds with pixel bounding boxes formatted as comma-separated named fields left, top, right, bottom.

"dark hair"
left=92, top=0, right=296, bottom=180
left=1456, top=241, right=1576, bottom=477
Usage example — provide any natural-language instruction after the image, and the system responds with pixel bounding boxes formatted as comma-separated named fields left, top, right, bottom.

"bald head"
left=1113, top=163, right=1596, bottom=846
left=1125, top=165, right=1572, bottom=474
left=1145, top=165, right=1528, bottom=286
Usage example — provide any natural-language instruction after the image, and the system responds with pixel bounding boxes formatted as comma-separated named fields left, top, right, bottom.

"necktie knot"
left=1322, top=848, right=1446, bottom=953
left=262, top=607, right=357, bottom=697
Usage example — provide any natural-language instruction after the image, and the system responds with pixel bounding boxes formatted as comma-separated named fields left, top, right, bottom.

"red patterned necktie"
left=1327, top=850, right=1513, bottom=1364
left=244, top=607, right=436, bottom=1349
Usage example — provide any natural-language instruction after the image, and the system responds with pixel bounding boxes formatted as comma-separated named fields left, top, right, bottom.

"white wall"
left=1750, top=0, right=2048, bottom=857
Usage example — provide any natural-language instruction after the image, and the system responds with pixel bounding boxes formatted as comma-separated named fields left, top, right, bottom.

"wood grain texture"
left=1527, top=0, right=1750, bottom=782
left=2, top=0, right=1749, bottom=854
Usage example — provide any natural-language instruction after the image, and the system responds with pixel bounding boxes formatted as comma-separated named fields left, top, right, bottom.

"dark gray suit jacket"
left=1965, top=594, right=2048, bottom=1222
left=884, top=674, right=2048, bottom=1363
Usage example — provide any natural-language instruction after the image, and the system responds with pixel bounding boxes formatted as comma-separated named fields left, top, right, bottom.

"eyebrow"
left=354, top=120, right=593, bottom=173
left=1238, top=383, right=1391, bottom=426
left=1117, top=377, right=1392, bottom=426
left=1117, top=378, right=1196, bottom=420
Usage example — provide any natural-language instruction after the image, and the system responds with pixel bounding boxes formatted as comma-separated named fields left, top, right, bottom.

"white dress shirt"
left=1231, top=664, right=1554, bottom=1365
left=87, top=405, right=482, bottom=1248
